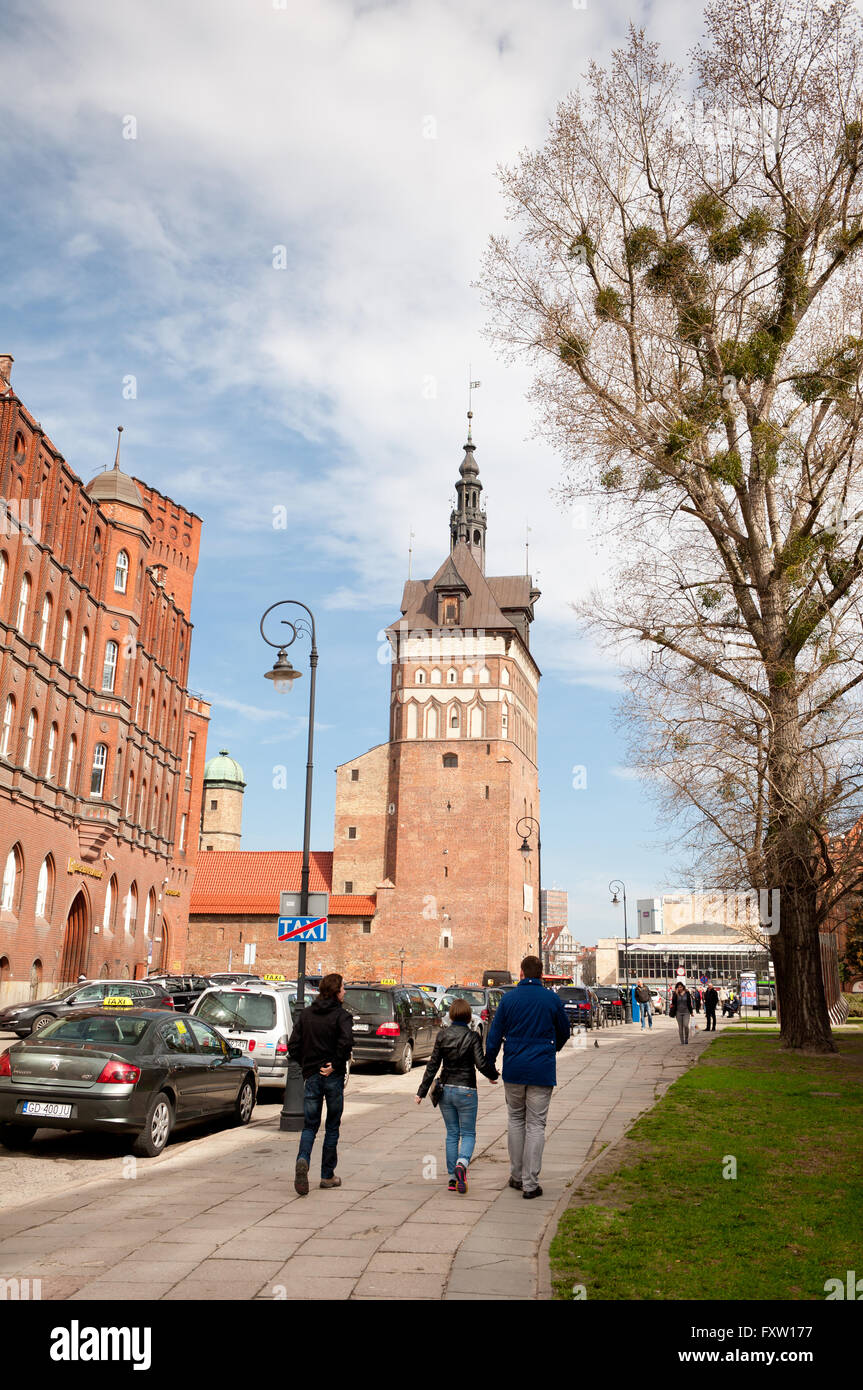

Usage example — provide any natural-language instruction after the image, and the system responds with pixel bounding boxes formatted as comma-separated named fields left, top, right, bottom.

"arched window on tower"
left=415, top=669, right=426, bottom=685
left=114, top=550, right=129, bottom=593
left=46, top=723, right=58, bottom=781
left=1, top=696, right=15, bottom=759
left=425, top=705, right=439, bottom=739
left=35, top=855, right=54, bottom=918
left=430, top=668, right=442, bottom=685
left=406, top=703, right=418, bottom=739
left=16, top=574, right=31, bottom=634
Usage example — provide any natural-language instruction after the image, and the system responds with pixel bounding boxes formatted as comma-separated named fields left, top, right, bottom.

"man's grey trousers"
left=504, top=1082, right=553, bottom=1194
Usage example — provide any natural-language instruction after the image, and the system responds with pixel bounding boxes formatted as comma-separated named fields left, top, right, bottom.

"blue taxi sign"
left=277, top=916, right=328, bottom=943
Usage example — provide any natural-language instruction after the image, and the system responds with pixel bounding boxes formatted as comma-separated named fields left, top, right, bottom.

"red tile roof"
left=190, top=851, right=375, bottom=917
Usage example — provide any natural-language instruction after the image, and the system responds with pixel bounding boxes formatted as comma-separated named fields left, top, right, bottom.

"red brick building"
left=189, top=423, right=542, bottom=985
left=0, top=355, right=209, bottom=1004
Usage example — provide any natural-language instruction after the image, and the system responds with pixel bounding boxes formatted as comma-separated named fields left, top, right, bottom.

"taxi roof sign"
left=103, top=996, right=134, bottom=1007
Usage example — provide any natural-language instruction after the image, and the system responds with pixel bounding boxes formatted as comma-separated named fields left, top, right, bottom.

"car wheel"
left=395, top=1042, right=413, bottom=1074
left=233, top=1076, right=255, bottom=1126
left=132, top=1092, right=174, bottom=1157
left=31, top=1014, right=55, bottom=1033
left=0, top=1124, right=35, bottom=1149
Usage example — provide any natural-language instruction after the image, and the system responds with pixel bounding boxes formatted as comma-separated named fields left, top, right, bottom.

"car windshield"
left=444, top=989, right=485, bottom=1008
left=37, top=1015, right=151, bottom=1047
left=196, top=991, right=277, bottom=1031
left=343, top=989, right=392, bottom=1016
left=558, top=989, right=589, bottom=1001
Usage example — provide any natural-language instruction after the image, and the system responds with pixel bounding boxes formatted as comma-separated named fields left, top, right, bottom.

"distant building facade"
left=0, top=356, right=209, bottom=1003
left=200, top=749, right=245, bottom=851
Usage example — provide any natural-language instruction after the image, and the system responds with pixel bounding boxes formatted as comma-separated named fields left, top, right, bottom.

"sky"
left=0, top=0, right=711, bottom=945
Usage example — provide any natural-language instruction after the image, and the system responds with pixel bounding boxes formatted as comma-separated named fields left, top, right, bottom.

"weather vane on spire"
left=467, top=368, right=481, bottom=442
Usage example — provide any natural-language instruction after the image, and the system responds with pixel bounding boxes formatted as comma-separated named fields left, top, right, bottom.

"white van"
left=191, top=983, right=293, bottom=1093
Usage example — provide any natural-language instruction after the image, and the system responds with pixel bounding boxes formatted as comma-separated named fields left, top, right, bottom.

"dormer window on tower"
left=441, top=595, right=459, bottom=626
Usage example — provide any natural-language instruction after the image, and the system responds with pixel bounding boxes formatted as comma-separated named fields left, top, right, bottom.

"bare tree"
left=480, top=0, right=863, bottom=1051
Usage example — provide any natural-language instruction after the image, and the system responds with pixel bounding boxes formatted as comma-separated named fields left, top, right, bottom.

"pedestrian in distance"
left=288, top=973, right=353, bottom=1195
left=415, top=997, right=498, bottom=1193
left=634, top=979, right=653, bottom=1030
left=704, top=984, right=719, bottom=1031
left=484, top=955, right=571, bottom=1200
left=669, top=981, right=695, bottom=1044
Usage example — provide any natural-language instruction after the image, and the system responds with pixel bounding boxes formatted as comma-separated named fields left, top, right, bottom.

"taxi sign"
left=380, top=978, right=397, bottom=985
left=262, top=974, right=286, bottom=982
left=103, top=996, right=133, bottom=1008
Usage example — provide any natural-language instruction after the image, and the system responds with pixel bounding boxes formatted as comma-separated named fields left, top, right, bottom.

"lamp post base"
left=279, top=1060, right=306, bottom=1133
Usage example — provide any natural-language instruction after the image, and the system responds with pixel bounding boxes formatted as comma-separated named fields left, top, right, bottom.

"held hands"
left=415, top=1095, right=422, bottom=1104
left=319, top=1062, right=334, bottom=1076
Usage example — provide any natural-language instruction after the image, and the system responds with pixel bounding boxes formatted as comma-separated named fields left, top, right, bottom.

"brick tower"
left=333, top=417, right=541, bottom=983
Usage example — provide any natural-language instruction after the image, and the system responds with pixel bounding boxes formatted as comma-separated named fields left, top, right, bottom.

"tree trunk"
left=769, top=871, right=836, bottom=1053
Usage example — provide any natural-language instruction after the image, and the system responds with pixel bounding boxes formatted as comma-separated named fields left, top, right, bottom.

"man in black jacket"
left=288, top=973, right=353, bottom=1194
left=704, top=984, right=719, bottom=1031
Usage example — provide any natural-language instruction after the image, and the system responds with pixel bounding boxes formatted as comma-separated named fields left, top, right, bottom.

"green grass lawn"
left=549, top=1033, right=863, bottom=1300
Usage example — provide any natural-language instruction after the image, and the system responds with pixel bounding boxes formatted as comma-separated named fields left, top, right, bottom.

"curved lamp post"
left=516, top=816, right=543, bottom=968
left=609, top=879, right=633, bottom=1022
left=261, top=599, right=318, bottom=1132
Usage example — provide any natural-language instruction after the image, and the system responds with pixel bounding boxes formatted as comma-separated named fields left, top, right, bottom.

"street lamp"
left=399, top=946, right=406, bottom=985
left=609, top=879, right=633, bottom=1022
left=516, top=815, right=543, bottom=968
left=662, top=951, right=670, bottom=1012
left=261, top=599, right=318, bottom=1133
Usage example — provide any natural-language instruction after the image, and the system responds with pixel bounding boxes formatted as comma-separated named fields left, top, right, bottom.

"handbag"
left=430, top=1078, right=444, bottom=1108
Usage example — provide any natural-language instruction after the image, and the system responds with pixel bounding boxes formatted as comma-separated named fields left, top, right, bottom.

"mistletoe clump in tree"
left=480, top=0, right=863, bottom=1051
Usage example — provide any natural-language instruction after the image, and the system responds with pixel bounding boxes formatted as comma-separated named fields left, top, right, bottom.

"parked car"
left=650, top=990, right=665, bottom=1015
left=557, top=986, right=605, bottom=1031
left=481, top=970, right=513, bottom=987
left=207, top=973, right=262, bottom=986
left=145, top=974, right=214, bottom=1011
left=0, top=979, right=175, bottom=1039
left=0, top=1005, right=256, bottom=1156
left=594, top=986, right=626, bottom=1022
left=191, top=983, right=293, bottom=1093
left=343, top=984, right=441, bottom=1073
left=432, top=986, right=502, bottom=1044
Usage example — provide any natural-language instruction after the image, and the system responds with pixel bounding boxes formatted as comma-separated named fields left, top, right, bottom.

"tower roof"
left=203, top=748, right=246, bottom=787
left=86, top=426, right=147, bottom=509
left=392, top=542, right=539, bottom=647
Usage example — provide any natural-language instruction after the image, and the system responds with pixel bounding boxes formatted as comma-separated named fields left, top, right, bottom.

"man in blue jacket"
left=484, top=955, right=571, bottom=1199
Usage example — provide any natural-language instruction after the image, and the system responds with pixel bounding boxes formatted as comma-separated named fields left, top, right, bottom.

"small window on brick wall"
left=210, top=799, right=218, bottom=810
left=345, top=881, right=353, bottom=893
left=442, top=753, right=458, bottom=768
left=351, top=769, right=359, bottom=781
left=347, top=826, right=357, bottom=839
left=362, top=920, right=372, bottom=934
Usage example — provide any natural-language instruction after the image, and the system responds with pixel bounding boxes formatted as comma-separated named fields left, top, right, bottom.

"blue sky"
left=0, top=0, right=709, bottom=945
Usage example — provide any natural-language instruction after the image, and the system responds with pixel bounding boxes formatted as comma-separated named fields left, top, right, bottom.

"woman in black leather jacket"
left=415, top=998, right=498, bottom=1193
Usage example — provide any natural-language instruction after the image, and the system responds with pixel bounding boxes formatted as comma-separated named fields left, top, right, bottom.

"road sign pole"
left=280, top=633, right=318, bottom=1134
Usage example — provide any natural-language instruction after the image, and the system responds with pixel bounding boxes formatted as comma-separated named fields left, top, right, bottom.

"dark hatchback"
left=343, top=984, right=441, bottom=1073
left=0, top=980, right=175, bottom=1038
left=557, top=986, right=605, bottom=1031
left=145, top=974, right=214, bottom=1010
left=594, top=986, right=625, bottom=1022
left=0, top=1007, right=257, bottom=1157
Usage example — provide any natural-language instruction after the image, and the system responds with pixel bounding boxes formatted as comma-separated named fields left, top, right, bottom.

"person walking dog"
left=634, top=980, right=653, bottom=1030
left=415, top=997, right=498, bottom=1192
left=288, top=973, right=353, bottom=1194
left=484, top=956, right=571, bottom=1200
left=669, top=981, right=695, bottom=1044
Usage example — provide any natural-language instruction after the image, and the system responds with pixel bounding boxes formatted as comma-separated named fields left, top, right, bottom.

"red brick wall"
left=332, top=744, right=389, bottom=894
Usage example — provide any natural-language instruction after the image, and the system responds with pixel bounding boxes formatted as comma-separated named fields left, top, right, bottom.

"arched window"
left=430, top=668, right=442, bottom=685
left=501, top=667, right=510, bottom=686
left=446, top=668, right=457, bottom=684
left=126, top=772, right=135, bottom=819
left=135, top=681, right=143, bottom=723
left=124, top=883, right=138, bottom=935
left=415, top=670, right=426, bottom=685
left=406, top=703, right=418, bottom=739
left=147, top=693, right=154, bottom=732
left=65, top=733, right=77, bottom=790
left=104, top=874, right=118, bottom=932
left=101, top=641, right=118, bottom=692
left=39, top=593, right=52, bottom=649
left=16, top=574, right=30, bottom=633
left=29, top=958, right=43, bottom=1000
left=449, top=706, right=460, bottom=730
left=479, top=666, right=490, bottom=683
left=463, top=666, right=474, bottom=683
left=46, top=723, right=58, bottom=781
left=77, top=627, right=88, bottom=681
left=470, top=704, right=484, bottom=738
left=114, top=550, right=129, bottom=593
left=143, top=889, right=153, bottom=939
left=442, top=753, right=458, bottom=768
left=159, top=700, right=167, bottom=741
left=501, top=701, right=509, bottom=734
left=1, top=844, right=22, bottom=912
left=23, top=710, right=37, bottom=769
left=1, top=696, right=15, bottom=758
left=35, top=856, right=54, bottom=918
left=0, top=552, right=6, bottom=605
left=59, top=612, right=71, bottom=667
left=137, top=778, right=147, bottom=823
left=90, top=743, right=107, bottom=797
left=425, top=705, right=439, bottom=738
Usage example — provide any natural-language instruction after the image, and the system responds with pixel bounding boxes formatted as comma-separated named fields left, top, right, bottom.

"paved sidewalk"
left=0, top=1015, right=722, bottom=1301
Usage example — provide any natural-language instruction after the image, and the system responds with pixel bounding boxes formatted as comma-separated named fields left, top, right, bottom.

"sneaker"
left=455, top=1162, right=468, bottom=1194
left=448, top=1177, right=458, bottom=1191
left=294, top=1157, right=309, bottom=1196
left=508, top=1177, right=523, bottom=1190
left=319, top=1176, right=341, bottom=1189
left=523, top=1186, right=543, bottom=1200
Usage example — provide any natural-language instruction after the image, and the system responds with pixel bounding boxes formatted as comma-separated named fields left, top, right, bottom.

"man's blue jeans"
left=641, top=1002, right=653, bottom=1030
left=298, top=1072, right=344, bottom=1179
left=439, top=1084, right=478, bottom=1174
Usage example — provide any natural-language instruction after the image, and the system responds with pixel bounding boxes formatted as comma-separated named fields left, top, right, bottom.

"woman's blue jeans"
left=439, top=1084, right=478, bottom=1174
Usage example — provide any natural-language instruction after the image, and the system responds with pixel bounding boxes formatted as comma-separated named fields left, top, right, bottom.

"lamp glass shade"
left=264, top=651, right=302, bottom=689
left=519, top=838, right=531, bottom=859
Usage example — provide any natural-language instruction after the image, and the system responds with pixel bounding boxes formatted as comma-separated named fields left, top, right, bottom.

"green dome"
left=203, top=748, right=246, bottom=787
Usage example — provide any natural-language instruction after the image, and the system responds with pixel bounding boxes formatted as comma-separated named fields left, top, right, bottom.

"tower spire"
left=449, top=386, right=486, bottom=573
left=112, top=425, right=124, bottom=471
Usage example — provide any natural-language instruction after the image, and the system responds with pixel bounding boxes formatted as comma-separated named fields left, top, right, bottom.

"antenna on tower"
left=525, top=523, right=532, bottom=576
left=408, top=528, right=415, bottom=580
left=467, top=367, right=481, bottom=442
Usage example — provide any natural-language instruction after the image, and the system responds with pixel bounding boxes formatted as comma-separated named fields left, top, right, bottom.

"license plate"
left=353, top=1023, right=370, bottom=1032
left=231, top=1039, right=247, bottom=1049
left=22, top=1101, right=72, bottom=1118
